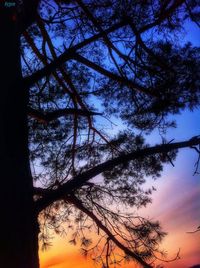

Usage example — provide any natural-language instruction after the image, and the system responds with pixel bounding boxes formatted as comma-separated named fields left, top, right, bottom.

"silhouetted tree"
left=0, top=1, right=199, bottom=267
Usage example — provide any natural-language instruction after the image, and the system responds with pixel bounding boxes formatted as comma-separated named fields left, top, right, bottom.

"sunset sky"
left=39, top=22, right=200, bottom=268
left=39, top=109, right=200, bottom=268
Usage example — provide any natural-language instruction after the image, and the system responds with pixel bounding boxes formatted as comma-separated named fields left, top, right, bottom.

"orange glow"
left=40, top=172, right=200, bottom=268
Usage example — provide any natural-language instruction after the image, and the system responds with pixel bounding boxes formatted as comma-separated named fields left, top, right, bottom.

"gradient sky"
left=39, top=109, right=200, bottom=268
left=39, top=21, right=200, bottom=268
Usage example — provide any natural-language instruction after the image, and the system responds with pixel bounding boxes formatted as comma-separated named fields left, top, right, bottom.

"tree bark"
left=0, top=7, right=39, bottom=268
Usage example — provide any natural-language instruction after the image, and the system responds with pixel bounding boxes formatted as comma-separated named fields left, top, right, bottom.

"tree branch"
left=35, top=137, right=200, bottom=212
left=66, top=194, right=153, bottom=268
left=142, top=0, right=185, bottom=33
left=72, top=53, right=157, bottom=97
left=23, top=0, right=185, bottom=88
left=28, top=107, right=101, bottom=123
left=127, top=20, right=170, bottom=70
left=23, top=21, right=127, bottom=87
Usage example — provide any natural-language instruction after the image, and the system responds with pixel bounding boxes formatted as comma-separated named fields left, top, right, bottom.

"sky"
left=39, top=108, right=200, bottom=268
left=39, top=20, right=200, bottom=268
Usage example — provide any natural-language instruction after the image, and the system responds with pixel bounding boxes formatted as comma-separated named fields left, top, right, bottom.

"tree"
left=0, top=0, right=199, bottom=267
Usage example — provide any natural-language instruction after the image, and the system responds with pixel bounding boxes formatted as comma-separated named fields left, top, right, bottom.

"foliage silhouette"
left=0, top=0, right=199, bottom=267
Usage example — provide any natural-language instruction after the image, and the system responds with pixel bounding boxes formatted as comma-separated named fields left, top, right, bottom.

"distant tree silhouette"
left=0, top=1, right=199, bottom=267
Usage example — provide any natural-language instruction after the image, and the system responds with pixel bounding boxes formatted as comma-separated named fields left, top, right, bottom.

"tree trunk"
left=0, top=7, right=39, bottom=268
